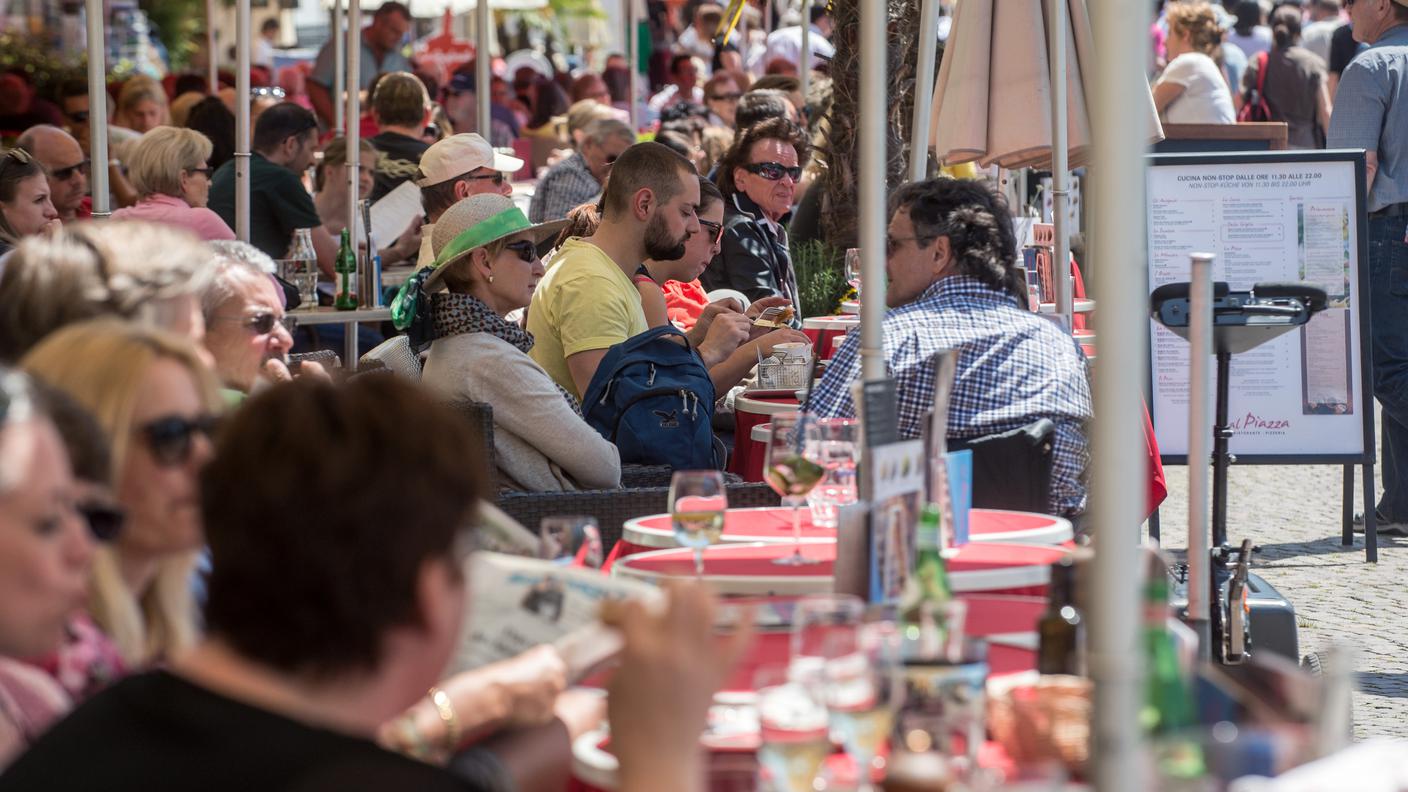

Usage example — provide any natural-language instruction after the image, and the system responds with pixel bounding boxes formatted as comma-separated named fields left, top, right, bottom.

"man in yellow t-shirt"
left=528, top=142, right=703, bottom=399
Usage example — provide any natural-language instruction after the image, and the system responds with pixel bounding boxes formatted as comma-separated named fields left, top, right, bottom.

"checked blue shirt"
left=809, top=276, right=1093, bottom=516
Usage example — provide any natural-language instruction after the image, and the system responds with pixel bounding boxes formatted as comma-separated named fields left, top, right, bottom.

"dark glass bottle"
left=1037, top=556, right=1084, bottom=675
left=334, top=228, right=358, bottom=310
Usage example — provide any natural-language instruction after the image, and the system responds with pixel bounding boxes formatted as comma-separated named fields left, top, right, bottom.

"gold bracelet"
left=428, top=686, right=462, bottom=753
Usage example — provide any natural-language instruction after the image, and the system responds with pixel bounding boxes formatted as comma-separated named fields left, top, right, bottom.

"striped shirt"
left=528, top=151, right=602, bottom=223
left=809, top=276, right=1093, bottom=516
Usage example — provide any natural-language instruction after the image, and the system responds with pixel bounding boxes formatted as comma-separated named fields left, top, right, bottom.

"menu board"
left=1145, top=152, right=1371, bottom=463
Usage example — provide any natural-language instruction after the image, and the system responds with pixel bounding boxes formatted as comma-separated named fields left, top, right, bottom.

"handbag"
left=1238, top=51, right=1273, bottom=122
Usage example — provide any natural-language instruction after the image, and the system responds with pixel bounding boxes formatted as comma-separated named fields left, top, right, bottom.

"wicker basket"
left=987, top=674, right=1092, bottom=772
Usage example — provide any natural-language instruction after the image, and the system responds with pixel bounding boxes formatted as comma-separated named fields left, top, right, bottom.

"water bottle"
left=284, top=228, right=319, bottom=308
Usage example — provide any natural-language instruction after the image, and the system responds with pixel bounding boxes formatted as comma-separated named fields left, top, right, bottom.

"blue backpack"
left=581, top=326, right=721, bottom=470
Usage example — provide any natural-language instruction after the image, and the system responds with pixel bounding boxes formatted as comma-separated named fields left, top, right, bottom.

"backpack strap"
left=1254, top=50, right=1269, bottom=94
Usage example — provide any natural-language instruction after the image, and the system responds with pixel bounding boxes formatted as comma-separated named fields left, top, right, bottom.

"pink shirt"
left=111, top=193, right=235, bottom=242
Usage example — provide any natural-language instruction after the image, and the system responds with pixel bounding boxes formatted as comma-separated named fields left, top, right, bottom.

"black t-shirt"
left=0, top=670, right=482, bottom=791
left=208, top=153, right=323, bottom=261
left=1328, top=23, right=1362, bottom=77
left=369, top=131, right=430, bottom=202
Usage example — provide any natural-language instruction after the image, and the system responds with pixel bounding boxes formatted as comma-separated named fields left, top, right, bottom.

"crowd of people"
left=14, top=0, right=1408, bottom=784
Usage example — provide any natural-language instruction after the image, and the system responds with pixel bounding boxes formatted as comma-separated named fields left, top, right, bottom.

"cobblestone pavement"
left=1149, top=446, right=1406, bottom=741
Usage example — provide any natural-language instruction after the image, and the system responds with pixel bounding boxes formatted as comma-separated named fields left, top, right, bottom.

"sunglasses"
left=140, top=414, right=220, bottom=468
left=463, top=171, right=506, bottom=186
left=187, top=166, right=215, bottom=179
left=216, top=311, right=297, bottom=335
left=745, top=161, right=802, bottom=181
left=699, top=218, right=724, bottom=245
left=504, top=239, right=538, bottom=262
left=78, top=501, right=125, bottom=542
left=885, top=235, right=923, bottom=258
left=66, top=110, right=90, bottom=124
left=51, top=159, right=90, bottom=182
left=709, top=92, right=742, bottom=102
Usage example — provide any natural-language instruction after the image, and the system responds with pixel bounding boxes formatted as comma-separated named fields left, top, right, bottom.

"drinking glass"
left=764, top=412, right=825, bottom=566
left=845, top=248, right=862, bottom=295
left=824, top=618, right=905, bottom=791
left=755, top=663, right=831, bottom=792
left=791, top=594, right=866, bottom=666
left=669, top=470, right=728, bottom=576
left=807, top=417, right=859, bottom=529
left=538, top=515, right=603, bottom=568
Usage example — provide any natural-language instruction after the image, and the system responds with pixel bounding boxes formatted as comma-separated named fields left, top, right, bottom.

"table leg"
left=344, top=321, right=359, bottom=369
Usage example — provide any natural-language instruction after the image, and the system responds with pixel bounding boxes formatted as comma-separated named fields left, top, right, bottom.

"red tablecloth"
left=728, top=394, right=797, bottom=481
left=801, top=315, right=858, bottom=361
left=612, top=541, right=1070, bottom=598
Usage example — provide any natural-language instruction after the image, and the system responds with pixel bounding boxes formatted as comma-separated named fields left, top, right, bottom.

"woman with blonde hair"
left=111, top=127, right=234, bottom=241
left=1154, top=2, right=1237, bottom=124
left=20, top=320, right=222, bottom=667
left=114, top=77, right=170, bottom=135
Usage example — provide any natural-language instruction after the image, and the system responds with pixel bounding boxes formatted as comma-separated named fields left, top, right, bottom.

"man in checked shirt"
left=810, top=178, right=1093, bottom=518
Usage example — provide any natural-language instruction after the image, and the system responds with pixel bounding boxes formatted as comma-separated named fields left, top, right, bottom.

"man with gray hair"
left=202, top=241, right=321, bottom=398
left=528, top=118, right=634, bottom=222
left=16, top=125, right=91, bottom=223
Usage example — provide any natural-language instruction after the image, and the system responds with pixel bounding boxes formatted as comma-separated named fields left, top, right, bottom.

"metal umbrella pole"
left=1049, top=0, right=1073, bottom=325
left=206, top=0, right=218, bottom=93
left=84, top=0, right=110, bottom=219
left=1186, top=252, right=1215, bottom=658
left=346, top=0, right=361, bottom=254
left=909, top=0, right=939, bottom=181
left=333, top=0, right=345, bottom=136
left=235, top=0, right=251, bottom=241
left=799, top=0, right=810, bottom=105
left=1088, top=0, right=1150, bottom=786
left=858, top=0, right=885, bottom=385
left=477, top=0, right=492, bottom=141
left=627, top=0, right=638, bottom=132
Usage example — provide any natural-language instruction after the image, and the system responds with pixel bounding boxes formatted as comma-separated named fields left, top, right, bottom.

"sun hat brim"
left=423, top=208, right=567, bottom=293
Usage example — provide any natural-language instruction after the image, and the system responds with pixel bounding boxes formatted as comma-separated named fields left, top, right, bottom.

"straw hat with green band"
left=390, top=194, right=567, bottom=331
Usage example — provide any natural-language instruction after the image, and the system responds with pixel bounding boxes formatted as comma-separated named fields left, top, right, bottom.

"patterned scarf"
left=430, top=292, right=583, bottom=417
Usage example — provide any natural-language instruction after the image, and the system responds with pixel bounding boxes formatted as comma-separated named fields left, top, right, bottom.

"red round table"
left=801, top=315, right=858, bottom=361
left=609, top=507, right=1073, bottom=563
left=612, top=540, right=1070, bottom=598
left=729, top=393, right=797, bottom=481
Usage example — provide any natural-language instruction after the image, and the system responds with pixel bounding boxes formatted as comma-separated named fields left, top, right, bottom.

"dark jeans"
left=1368, top=213, right=1408, bottom=520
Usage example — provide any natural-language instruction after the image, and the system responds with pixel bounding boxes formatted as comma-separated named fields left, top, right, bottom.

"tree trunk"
left=817, top=0, right=937, bottom=252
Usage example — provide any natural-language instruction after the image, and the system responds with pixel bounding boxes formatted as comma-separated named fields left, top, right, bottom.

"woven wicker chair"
left=289, top=349, right=340, bottom=372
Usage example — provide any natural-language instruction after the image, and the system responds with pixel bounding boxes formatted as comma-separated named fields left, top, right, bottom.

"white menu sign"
left=1146, top=154, right=1367, bottom=460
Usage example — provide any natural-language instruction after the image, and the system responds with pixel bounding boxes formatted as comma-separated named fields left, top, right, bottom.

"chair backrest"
left=289, top=349, right=340, bottom=372
left=947, top=418, right=1057, bottom=514
left=450, top=398, right=498, bottom=488
left=360, top=335, right=422, bottom=380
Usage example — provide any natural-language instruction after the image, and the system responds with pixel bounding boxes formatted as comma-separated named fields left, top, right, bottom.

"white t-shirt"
left=1226, top=26, right=1273, bottom=59
left=1158, top=52, right=1237, bottom=124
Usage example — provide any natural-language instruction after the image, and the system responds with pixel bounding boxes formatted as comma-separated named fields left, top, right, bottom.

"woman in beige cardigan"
left=403, top=194, right=621, bottom=491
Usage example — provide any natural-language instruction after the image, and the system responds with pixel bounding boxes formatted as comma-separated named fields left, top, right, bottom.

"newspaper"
left=449, top=552, right=662, bottom=681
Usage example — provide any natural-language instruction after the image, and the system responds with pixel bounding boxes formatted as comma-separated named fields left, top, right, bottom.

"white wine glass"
left=668, top=470, right=728, bottom=576
left=845, top=248, right=862, bottom=296
left=824, top=617, right=905, bottom=792
left=764, top=412, right=825, bottom=566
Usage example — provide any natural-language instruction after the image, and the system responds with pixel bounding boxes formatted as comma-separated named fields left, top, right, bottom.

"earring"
left=488, top=274, right=495, bottom=284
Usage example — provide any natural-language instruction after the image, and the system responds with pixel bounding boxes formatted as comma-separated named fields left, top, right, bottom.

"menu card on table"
left=867, top=439, right=926, bottom=604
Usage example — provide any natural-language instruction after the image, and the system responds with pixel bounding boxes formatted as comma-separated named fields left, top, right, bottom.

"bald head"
left=17, top=125, right=88, bottom=220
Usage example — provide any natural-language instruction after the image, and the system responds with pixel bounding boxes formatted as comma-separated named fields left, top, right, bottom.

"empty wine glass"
left=763, top=412, right=825, bottom=566
left=755, top=663, right=831, bottom=792
left=538, top=516, right=603, bottom=568
left=807, top=417, right=859, bottom=529
left=845, top=248, right=862, bottom=295
left=668, top=470, right=728, bottom=576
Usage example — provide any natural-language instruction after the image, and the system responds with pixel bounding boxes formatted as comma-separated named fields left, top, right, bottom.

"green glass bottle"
left=1140, top=560, right=1194, bottom=734
left=901, top=503, right=953, bottom=657
left=334, top=228, right=358, bottom=310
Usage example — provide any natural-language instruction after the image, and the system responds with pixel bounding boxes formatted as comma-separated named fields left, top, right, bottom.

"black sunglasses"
left=187, top=166, right=215, bottom=179
left=463, top=171, right=506, bottom=186
left=66, top=110, right=90, bottom=124
left=140, top=415, right=220, bottom=468
left=745, top=161, right=802, bottom=181
left=78, top=502, right=125, bottom=542
left=51, top=159, right=91, bottom=182
left=699, top=218, right=724, bottom=245
left=216, top=311, right=296, bottom=335
left=709, top=92, right=742, bottom=102
left=504, top=239, right=538, bottom=262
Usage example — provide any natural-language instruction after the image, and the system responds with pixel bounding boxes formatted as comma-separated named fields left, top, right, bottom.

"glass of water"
left=668, top=470, right=727, bottom=576
left=538, top=515, right=603, bottom=568
left=755, top=663, right=831, bottom=792
left=807, top=417, right=859, bottom=529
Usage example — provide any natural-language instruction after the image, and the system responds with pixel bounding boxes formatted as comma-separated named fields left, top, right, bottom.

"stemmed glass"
left=755, top=663, right=831, bottom=792
left=763, top=412, right=825, bottom=566
left=845, top=248, right=862, bottom=296
left=668, top=470, right=728, bottom=576
left=538, top=515, right=603, bottom=568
